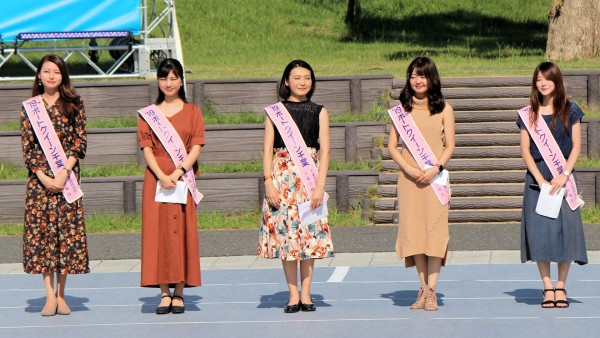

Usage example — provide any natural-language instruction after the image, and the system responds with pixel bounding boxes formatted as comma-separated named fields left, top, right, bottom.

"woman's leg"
left=424, top=256, right=442, bottom=311
left=56, top=273, right=70, bottom=314
left=282, top=260, right=299, bottom=305
left=41, top=272, right=57, bottom=316
left=172, top=282, right=185, bottom=307
left=537, top=262, right=555, bottom=307
left=299, top=259, right=315, bottom=304
left=413, top=254, right=428, bottom=286
left=555, top=262, right=571, bottom=307
left=426, top=256, right=442, bottom=287
left=158, top=283, right=172, bottom=307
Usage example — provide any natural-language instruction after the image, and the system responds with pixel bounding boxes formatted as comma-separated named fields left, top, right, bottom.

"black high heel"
left=554, top=288, right=569, bottom=308
left=172, top=295, right=185, bottom=314
left=284, top=301, right=300, bottom=313
left=541, top=289, right=555, bottom=308
left=156, top=295, right=172, bottom=314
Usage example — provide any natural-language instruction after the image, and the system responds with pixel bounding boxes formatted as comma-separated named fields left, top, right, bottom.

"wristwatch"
left=178, top=164, right=187, bottom=172
left=65, top=167, right=72, bottom=175
left=436, top=163, right=444, bottom=173
left=563, top=171, right=570, bottom=177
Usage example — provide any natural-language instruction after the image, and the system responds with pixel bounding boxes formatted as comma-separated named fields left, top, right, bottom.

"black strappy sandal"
left=554, top=288, right=570, bottom=308
left=541, top=289, right=555, bottom=308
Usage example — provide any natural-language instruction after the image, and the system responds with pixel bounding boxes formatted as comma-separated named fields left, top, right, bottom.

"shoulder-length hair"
left=529, top=62, right=569, bottom=132
left=278, top=60, right=316, bottom=100
left=399, top=57, right=446, bottom=114
left=155, top=58, right=188, bottom=104
left=32, top=54, right=80, bottom=118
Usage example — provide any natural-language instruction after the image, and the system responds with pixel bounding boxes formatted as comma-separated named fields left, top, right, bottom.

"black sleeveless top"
left=273, top=100, right=323, bottom=150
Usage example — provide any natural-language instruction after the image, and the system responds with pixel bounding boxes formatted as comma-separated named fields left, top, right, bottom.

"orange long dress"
left=138, top=103, right=205, bottom=287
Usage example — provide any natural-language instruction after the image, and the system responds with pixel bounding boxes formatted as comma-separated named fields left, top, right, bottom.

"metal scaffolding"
left=0, top=0, right=183, bottom=81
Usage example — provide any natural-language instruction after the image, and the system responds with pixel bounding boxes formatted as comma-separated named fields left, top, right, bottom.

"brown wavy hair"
left=529, top=62, right=569, bottom=133
left=32, top=54, right=80, bottom=118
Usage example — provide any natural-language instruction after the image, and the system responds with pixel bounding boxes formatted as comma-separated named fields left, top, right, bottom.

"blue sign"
left=0, top=0, right=142, bottom=41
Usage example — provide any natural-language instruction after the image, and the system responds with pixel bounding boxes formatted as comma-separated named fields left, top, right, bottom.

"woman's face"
left=159, top=70, right=182, bottom=99
left=38, top=61, right=62, bottom=92
left=536, top=74, right=556, bottom=98
left=409, top=68, right=428, bottom=98
left=285, top=67, right=312, bottom=101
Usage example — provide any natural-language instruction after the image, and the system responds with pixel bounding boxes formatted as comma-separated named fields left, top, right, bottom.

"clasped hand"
left=411, top=166, right=440, bottom=184
left=543, top=174, right=569, bottom=195
left=39, top=169, right=70, bottom=193
left=158, top=170, right=183, bottom=190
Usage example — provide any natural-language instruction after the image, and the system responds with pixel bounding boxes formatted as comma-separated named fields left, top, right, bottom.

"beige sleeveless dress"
left=395, top=96, right=453, bottom=267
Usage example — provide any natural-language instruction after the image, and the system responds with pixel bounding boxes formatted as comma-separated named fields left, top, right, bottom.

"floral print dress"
left=20, top=98, right=89, bottom=274
left=258, top=100, right=334, bottom=261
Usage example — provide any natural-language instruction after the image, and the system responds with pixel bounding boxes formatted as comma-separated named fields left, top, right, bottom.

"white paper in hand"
left=155, top=181, right=188, bottom=204
left=298, top=200, right=328, bottom=227
left=424, top=165, right=449, bottom=186
left=535, top=183, right=565, bottom=219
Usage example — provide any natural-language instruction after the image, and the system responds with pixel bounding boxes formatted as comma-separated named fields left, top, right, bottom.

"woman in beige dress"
left=387, top=57, right=455, bottom=311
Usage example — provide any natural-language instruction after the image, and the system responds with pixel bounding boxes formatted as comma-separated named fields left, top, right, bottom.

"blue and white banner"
left=0, top=0, right=141, bottom=41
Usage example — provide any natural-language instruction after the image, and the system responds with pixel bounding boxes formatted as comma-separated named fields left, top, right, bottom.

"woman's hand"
left=265, top=181, right=281, bottom=209
left=550, top=174, right=569, bottom=195
left=37, top=172, right=64, bottom=193
left=405, top=166, right=423, bottom=180
left=54, top=168, right=70, bottom=188
left=158, top=173, right=176, bottom=190
left=310, top=186, right=325, bottom=210
left=167, top=168, right=184, bottom=184
left=415, top=167, right=440, bottom=184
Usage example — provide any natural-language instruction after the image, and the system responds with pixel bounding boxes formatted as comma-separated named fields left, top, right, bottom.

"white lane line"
left=432, top=317, right=539, bottom=321
left=326, top=266, right=350, bottom=283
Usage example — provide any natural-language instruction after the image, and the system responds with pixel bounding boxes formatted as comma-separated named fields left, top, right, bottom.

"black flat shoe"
left=300, top=301, right=316, bottom=312
left=284, top=302, right=300, bottom=313
left=156, top=295, right=172, bottom=315
left=172, top=295, right=185, bottom=314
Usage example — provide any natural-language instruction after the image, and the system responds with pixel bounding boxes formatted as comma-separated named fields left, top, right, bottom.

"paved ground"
left=2, top=225, right=600, bottom=337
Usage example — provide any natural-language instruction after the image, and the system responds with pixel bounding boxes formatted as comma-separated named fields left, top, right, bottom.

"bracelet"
left=264, top=175, right=273, bottom=182
left=178, top=164, right=187, bottom=172
left=64, top=167, right=72, bottom=175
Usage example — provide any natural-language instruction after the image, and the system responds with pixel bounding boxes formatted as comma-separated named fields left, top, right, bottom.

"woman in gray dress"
left=517, top=62, right=587, bottom=308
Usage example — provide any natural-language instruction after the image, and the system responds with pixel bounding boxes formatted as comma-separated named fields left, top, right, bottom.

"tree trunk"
left=546, top=0, right=600, bottom=61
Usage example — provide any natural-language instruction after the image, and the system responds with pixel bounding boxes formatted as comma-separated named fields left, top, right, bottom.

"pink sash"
left=264, top=102, right=328, bottom=200
left=22, top=96, right=83, bottom=203
left=518, top=106, right=584, bottom=210
left=387, top=104, right=450, bottom=205
left=138, top=105, right=203, bottom=205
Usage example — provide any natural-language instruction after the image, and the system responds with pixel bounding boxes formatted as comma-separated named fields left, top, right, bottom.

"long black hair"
left=529, top=62, right=569, bottom=133
left=155, top=58, right=187, bottom=104
left=278, top=59, right=316, bottom=100
left=399, top=57, right=446, bottom=114
left=32, top=54, right=80, bottom=118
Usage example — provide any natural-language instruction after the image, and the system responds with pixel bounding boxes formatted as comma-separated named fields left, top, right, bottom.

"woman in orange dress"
left=138, top=59, right=205, bottom=314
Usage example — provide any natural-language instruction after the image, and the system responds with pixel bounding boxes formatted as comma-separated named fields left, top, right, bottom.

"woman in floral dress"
left=258, top=60, right=334, bottom=313
left=21, top=54, right=89, bottom=316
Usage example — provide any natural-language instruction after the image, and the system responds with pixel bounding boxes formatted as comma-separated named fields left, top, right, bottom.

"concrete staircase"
left=372, top=77, right=533, bottom=225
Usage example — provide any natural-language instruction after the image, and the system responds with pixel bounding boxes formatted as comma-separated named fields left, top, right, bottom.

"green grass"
left=0, top=159, right=378, bottom=180
left=0, top=207, right=370, bottom=235
left=577, top=156, right=600, bottom=167
left=3, top=0, right=598, bottom=80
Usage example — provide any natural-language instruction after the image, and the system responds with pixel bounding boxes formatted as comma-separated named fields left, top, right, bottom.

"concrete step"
left=373, top=209, right=522, bottom=224
left=381, top=158, right=526, bottom=172
left=392, top=77, right=530, bottom=89
left=455, top=110, right=519, bottom=123
left=377, top=183, right=524, bottom=198
left=380, top=146, right=521, bottom=160
left=455, top=122, right=518, bottom=134
left=378, top=170, right=525, bottom=185
left=391, top=87, right=529, bottom=101
left=375, top=196, right=522, bottom=211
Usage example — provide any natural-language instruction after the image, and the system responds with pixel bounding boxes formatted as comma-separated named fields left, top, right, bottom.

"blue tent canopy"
left=0, top=0, right=141, bottom=41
